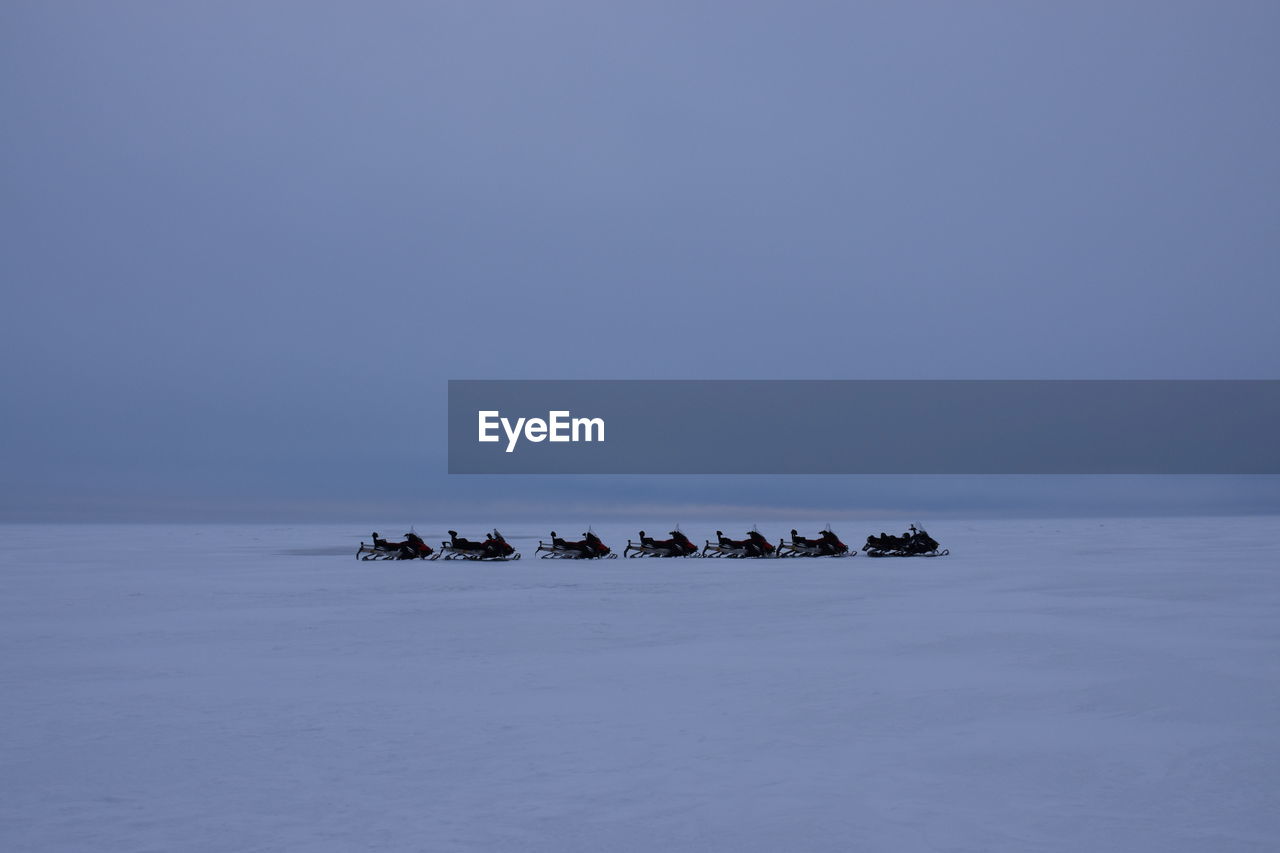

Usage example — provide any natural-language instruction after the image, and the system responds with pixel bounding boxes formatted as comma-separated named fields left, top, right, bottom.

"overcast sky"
left=2, top=1, right=1278, bottom=521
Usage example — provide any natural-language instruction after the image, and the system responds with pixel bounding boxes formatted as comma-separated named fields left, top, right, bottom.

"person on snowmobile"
left=401, top=531, right=431, bottom=559
left=746, top=530, right=774, bottom=556
left=909, top=527, right=939, bottom=553
left=482, top=529, right=514, bottom=558
left=818, top=529, right=847, bottom=555
left=583, top=531, right=610, bottom=557
left=669, top=530, right=697, bottom=555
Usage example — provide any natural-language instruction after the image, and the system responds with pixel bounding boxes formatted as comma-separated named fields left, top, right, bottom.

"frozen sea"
left=2, top=518, right=1278, bottom=852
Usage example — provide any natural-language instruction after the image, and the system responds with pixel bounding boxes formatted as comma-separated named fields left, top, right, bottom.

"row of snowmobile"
left=356, top=526, right=948, bottom=561
left=356, top=530, right=520, bottom=561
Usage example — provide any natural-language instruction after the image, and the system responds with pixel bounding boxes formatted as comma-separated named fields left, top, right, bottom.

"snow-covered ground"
left=2, top=518, right=1277, bottom=852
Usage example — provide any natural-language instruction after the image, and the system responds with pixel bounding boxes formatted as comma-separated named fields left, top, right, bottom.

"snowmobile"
left=357, top=531, right=433, bottom=560
left=623, top=529, right=700, bottom=558
left=862, top=525, right=949, bottom=557
left=702, top=529, right=776, bottom=558
left=776, top=528, right=854, bottom=558
left=434, top=529, right=521, bottom=561
left=535, top=530, right=617, bottom=559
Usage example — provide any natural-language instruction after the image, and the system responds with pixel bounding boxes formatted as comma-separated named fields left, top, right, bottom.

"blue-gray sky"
left=2, top=1, right=1278, bottom=521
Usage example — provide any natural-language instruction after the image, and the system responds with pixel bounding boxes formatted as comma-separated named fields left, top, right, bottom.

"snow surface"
left=2, top=518, right=1278, bottom=852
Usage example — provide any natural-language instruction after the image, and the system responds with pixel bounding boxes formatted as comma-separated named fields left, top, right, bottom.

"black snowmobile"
left=862, top=525, right=949, bottom=557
